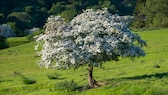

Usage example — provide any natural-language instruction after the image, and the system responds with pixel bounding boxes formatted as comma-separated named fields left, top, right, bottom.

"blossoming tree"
left=35, top=8, right=146, bottom=87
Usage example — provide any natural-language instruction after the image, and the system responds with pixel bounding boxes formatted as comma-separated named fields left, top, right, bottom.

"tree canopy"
left=35, top=8, right=146, bottom=87
left=35, top=8, right=146, bottom=69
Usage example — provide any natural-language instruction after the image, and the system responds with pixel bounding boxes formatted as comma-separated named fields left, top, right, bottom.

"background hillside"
left=1, top=0, right=168, bottom=37
left=0, top=0, right=136, bottom=37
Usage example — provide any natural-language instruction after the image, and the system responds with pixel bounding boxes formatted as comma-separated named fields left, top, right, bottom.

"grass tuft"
left=153, top=64, right=160, bottom=68
left=20, top=75, right=36, bottom=85
left=47, top=73, right=60, bottom=80
left=54, top=80, right=78, bottom=91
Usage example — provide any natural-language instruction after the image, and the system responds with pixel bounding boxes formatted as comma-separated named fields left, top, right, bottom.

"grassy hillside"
left=7, top=37, right=30, bottom=47
left=0, top=29, right=168, bottom=95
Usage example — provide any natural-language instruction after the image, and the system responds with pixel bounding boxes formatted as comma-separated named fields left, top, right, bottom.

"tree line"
left=0, top=0, right=136, bottom=37
left=132, top=0, right=168, bottom=29
left=0, top=0, right=168, bottom=37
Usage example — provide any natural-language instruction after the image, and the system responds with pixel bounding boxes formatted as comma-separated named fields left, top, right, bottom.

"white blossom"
left=35, top=8, right=146, bottom=69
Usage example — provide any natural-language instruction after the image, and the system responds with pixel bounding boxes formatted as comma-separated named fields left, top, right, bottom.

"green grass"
left=7, top=37, right=30, bottom=47
left=0, top=29, right=168, bottom=95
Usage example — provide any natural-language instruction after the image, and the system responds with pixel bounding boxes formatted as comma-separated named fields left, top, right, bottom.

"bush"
left=0, top=36, right=9, bottom=49
left=54, top=80, right=77, bottom=91
left=0, top=24, right=16, bottom=38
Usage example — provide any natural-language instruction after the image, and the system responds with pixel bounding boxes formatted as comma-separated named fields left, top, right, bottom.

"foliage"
left=0, top=36, right=9, bottom=49
left=0, top=24, right=15, bottom=49
left=48, top=2, right=66, bottom=15
left=7, top=22, right=22, bottom=37
left=0, top=13, right=6, bottom=24
left=7, top=12, right=36, bottom=29
left=27, top=29, right=44, bottom=41
left=132, top=0, right=168, bottom=28
left=24, top=6, right=35, bottom=14
left=35, top=8, right=146, bottom=69
left=98, top=0, right=118, bottom=14
left=7, top=12, right=36, bottom=36
left=0, top=24, right=16, bottom=38
left=0, top=0, right=136, bottom=37
left=60, top=5, right=77, bottom=22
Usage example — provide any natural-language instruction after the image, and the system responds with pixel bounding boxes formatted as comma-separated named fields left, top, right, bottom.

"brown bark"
left=88, top=66, right=98, bottom=88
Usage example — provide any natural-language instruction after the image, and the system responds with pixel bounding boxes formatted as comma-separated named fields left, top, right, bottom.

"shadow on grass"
left=122, top=72, right=168, bottom=80
left=0, top=79, right=13, bottom=83
left=49, top=77, right=65, bottom=80
left=47, top=73, right=65, bottom=80
left=52, top=72, right=168, bottom=92
left=107, top=72, right=168, bottom=82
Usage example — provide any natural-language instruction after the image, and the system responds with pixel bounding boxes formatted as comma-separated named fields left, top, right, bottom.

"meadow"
left=0, top=29, right=168, bottom=95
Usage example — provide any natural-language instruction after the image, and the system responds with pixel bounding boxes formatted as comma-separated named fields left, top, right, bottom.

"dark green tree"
left=0, top=0, right=137, bottom=36
left=7, top=12, right=35, bottom=29
left=7, top=12, right=36, bottom=36
left=131, top=0, right=147, bottom=28
left=132, top=0, right=168, bottom=28
left=60, top=5, right=77, bottom=22
left=48, top=2, right=66, bottom=15
left=98, top=0, right=118, bottom=14
left=24, top=6, right=35, bottom=14
left=0, top=13, right=6, bottom=24
left=7, top=22, right=22, bottom=37
left=145, top=0, right=168, bottom=28
left=0, top=36, right=9, bottom=49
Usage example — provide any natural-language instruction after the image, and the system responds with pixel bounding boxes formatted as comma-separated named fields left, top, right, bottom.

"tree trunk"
left=88, top=66, right=98, bottom=88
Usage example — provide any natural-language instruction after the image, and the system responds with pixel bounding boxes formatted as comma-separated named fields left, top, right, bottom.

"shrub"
left=0, top=24, right=16, bottom=38
left=0, top=36, right=9, bottom=49
left=54, top=80, right=77, bottom=91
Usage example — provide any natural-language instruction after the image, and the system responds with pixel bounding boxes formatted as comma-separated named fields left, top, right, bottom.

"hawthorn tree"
left=35, top=8, right=146, bottom=87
